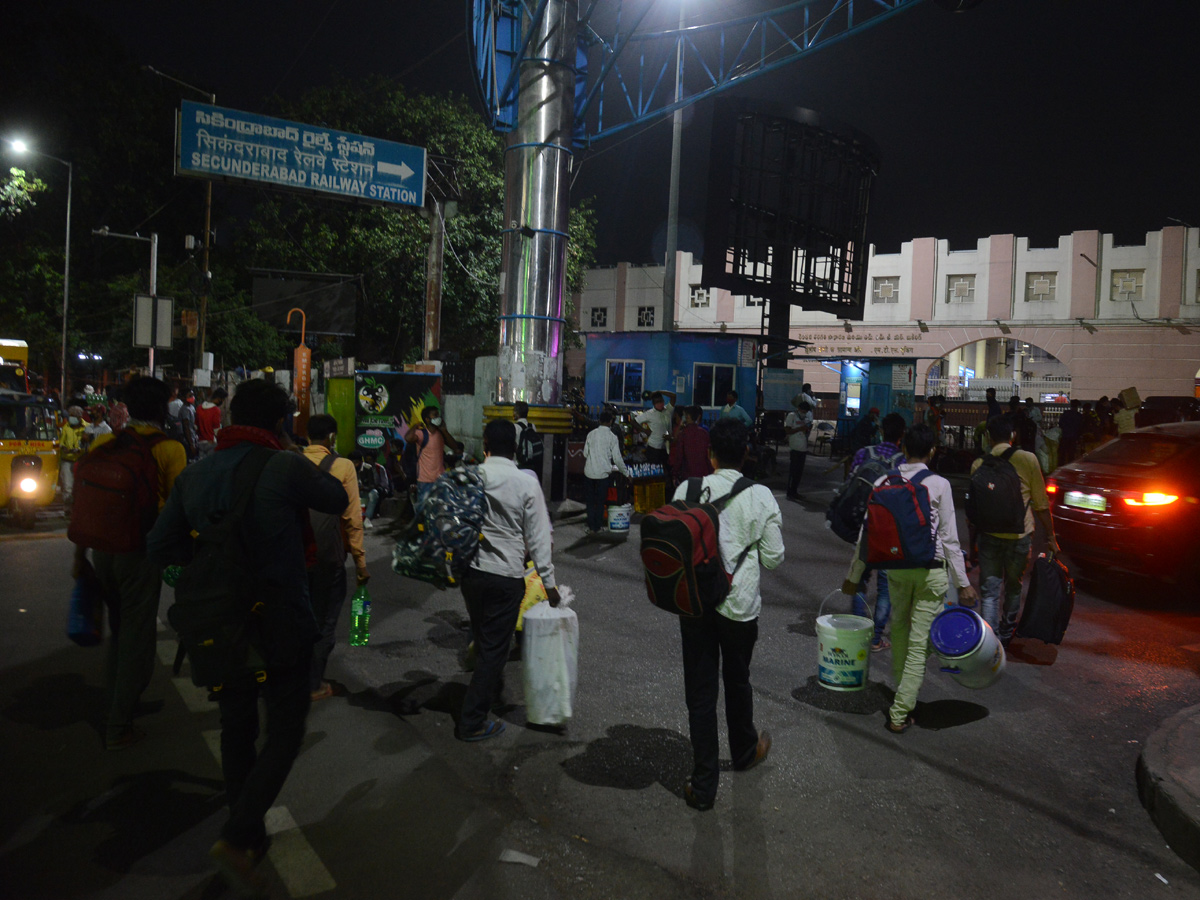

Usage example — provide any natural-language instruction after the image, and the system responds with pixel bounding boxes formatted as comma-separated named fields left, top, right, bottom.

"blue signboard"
left=175, top=100, right=426, bottom=209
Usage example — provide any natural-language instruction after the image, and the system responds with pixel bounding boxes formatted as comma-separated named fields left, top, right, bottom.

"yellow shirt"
left=59, top=423, right=86, bottom=460
left=90, top=424, right=187, bottom=508
left=969, top=442, right=1048, bottom=538
left=301, top=444, right=366, bottom=573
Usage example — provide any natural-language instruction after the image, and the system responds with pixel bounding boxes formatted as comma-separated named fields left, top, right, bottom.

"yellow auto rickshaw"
left=0, top=389, right=61, bottom=528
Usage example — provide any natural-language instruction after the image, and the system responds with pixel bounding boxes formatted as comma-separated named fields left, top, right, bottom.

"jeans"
left=851, top=568, right=892, bottom=644
left=979, top=532, right=1032, bottom=641
left=458, top=568, right=524, bottom=735
left=787, top=450, right=808, bottom=497
left=884, top=566, right=948, bottom=727
left=363, top=488, right=380, bottom=519
left=308, top=563, right=348, bottom=691
left=679, top=611, right=760, bottom=801
left=217, top=648, right=312, bottom=850
left=585, top=475, right=610, bottom=531
left=92, top=550, right=162, bottom=740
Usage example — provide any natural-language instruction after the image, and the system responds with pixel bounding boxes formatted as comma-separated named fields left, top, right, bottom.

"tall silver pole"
left=149, top=232, right=158, bottom=375
left=661, top=2, right=685, bottom=334
left=424, top=197, right=445, bottom=358
left=496, top=0, right=578, bottom=405
left=60, top=161, right=72, bottom=400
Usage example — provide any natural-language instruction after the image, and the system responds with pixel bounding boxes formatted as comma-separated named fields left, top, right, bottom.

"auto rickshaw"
left=0, top=389, right=61, bottom=528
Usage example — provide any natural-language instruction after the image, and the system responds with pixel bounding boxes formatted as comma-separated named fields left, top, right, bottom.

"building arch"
left=921, top=336, right=1070, bottom=401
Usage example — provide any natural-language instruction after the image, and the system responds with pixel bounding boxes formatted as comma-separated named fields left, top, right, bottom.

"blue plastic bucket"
left=929, top=606, right=1005, bottom=689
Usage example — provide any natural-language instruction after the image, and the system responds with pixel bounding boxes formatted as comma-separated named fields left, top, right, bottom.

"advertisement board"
left=176, top=101, right=426, bottom=209
left=353, top=371, right=441, bottom=454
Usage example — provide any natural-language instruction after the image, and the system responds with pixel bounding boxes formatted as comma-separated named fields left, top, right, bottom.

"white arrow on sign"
left=377, top=160, right=416, bottom=180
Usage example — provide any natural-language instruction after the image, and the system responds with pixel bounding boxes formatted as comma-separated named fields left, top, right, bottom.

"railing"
left=925, top=375, right=1071, bottom=402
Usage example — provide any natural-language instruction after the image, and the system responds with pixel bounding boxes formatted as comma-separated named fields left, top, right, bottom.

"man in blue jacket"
left=147, top=379, right=348, bottom=898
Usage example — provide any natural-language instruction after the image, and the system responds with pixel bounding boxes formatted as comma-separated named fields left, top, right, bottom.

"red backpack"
left=639, top=477, right=755, bottom=617
left=68, top=430, right=168, bottom=553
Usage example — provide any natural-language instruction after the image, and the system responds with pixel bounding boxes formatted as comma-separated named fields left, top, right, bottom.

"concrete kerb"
left=1137, top=703, right=1200, bottom=874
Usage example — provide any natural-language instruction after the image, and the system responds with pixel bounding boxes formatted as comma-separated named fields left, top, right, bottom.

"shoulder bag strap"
left=685, top=476, right=703, bottom=503
left=1000, top=445, right=1019, bottom=462
left=319, top=452, right=337, bottom=474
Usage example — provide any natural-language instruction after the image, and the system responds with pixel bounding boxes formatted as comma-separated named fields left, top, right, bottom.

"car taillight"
left=1124, top=492, right=1179, bottom=507
left=1045, top=478, right=1057, bottom=494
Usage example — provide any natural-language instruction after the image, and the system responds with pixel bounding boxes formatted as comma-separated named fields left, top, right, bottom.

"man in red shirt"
left=195, top=387, right=227, bottom=458
left=669, top=405, right=713, bottom=485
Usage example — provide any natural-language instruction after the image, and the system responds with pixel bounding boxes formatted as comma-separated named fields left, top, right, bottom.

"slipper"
left=885, top=715, right=915, bottom=734
left=457, top=720, right=506, bottom=742
left=310, top=682, right=335, bottom=702
left=870, top=638, right=891, bottom=652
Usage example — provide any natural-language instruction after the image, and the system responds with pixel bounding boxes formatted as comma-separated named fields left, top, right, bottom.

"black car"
left=1135, top=396, right=1200, bottom=428
left=1047, top=423, right=1200, bottom=583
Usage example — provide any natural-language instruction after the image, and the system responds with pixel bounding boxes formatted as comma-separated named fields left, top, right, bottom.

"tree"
left=236, top=76, right=597, bottom=365
left=0, top=168, right=46, bottom=220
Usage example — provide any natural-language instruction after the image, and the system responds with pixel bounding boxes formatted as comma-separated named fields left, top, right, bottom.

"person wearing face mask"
left=412, top=404, right=462, bottom=508
left=59, top=406, right=88, bottom=502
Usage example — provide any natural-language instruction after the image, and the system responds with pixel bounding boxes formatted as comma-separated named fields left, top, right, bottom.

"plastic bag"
left=67, top=562, right=104, bottom=647
left=521, top=587, right=578, bottom=726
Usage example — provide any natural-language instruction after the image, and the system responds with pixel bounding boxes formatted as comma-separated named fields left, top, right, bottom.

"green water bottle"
left=162, top=565, right=183, bottom=587
left=349, top=585, right=371, bottom=646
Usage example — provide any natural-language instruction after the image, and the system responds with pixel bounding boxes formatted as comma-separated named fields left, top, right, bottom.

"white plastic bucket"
left=928, top=606, right=1006, bottom=689
left=606, top=503, right=632, bottom=533
left=816, top=590, right=873, bottom=692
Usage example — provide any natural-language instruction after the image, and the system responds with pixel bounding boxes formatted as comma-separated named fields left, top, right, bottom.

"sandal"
left=457, top=720, right=506, bottom=742
left=885, top=715, right=915, bottom=734
left=870, top=638, right=891, bottom=652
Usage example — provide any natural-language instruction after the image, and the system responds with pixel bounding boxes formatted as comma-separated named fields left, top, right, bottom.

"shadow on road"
left=561, top=723, right=691, bottom=798
left=912, top=698, right=990, bottom=730
left=792, top=675, right=892, bottom=715
left=1, top=671, right=107, bottom=735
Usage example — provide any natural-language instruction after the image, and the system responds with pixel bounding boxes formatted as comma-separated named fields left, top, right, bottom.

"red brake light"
left=1045, top=479, right=1057, bottom=494
left=1124, top=492, right=1179, bottom=507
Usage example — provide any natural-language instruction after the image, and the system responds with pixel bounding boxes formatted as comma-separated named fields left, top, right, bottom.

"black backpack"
left=400, top=428, right=428, bottom=485
left=309, top=452, right=347, bottom=567
left=966, top=446, right=1028, bottom=533
left=825, top=446, right=904, bottom=544
left=167, top=447, right=274, bottom=691
left=516, top=421, right=544, bottom=472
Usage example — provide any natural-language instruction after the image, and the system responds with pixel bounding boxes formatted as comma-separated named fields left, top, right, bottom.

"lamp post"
left=93, top=228, right=159, bottom=373
left=6, top=140, right=72, bottom=400
left=143, top=66, right=215, bottom=369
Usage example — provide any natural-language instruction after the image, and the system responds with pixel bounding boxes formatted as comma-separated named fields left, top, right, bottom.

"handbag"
left=67, top=560, right=105, bottom=647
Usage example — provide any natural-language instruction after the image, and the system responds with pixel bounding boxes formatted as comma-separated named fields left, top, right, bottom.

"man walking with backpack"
left=513, top=401, right=545, bottom=484
left=301, top=414, right=368, bottom=702
left=457, top=419, right=558, bottom=742
left=842, top=424, right=977, bottom=733
left=146, top=379, right=348, bottom=897
left=670, top=418, right=784, bottom=811
left=70, top=376, right=187, bottom=751
left=968, top=414, right=1058, bottom=646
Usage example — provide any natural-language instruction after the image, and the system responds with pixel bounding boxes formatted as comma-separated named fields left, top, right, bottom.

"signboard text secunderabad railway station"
left=175, top=100, right=426, bottom=209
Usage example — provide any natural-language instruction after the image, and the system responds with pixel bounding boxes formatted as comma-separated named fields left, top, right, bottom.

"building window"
left=743, top=295, right=763, bottom=307
left=1025, top=272, right=1057, bottom=302
left=606, top=359, right=644, bottom=405
left=590, top=307, right=607, bottom=328
left=1110, top=269, right=1144, bottom=302
left=872, top=276, right=900, bottom=304
left=693, top=363, right=735, bottom=408
left=945, top=275, right=976, bottom=304
left=689, top=286, right=709, bottom=308
left=637, top=306, right=656, bottom=327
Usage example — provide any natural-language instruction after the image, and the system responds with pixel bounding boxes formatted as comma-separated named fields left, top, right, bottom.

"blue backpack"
left=391, top=465, right=486, bottom=589
left=863, top=469, right=938, bottom=569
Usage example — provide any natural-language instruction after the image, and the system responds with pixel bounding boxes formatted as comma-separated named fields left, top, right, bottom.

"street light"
left=5, top=138, right=72, bottom=401
left=143, top=66, right=215, bottom=369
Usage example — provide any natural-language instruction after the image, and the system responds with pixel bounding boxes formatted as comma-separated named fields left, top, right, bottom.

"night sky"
left=7, top=0, right=1199, bottom=265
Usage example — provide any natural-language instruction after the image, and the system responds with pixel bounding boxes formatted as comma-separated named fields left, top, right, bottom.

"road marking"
left=202, top=729, right=222, bottom=763
left=265, top=806, right=337, bottom=897
left=156, top=639, right=178, bottom=666
left=172, top=677, right=213, bottom=713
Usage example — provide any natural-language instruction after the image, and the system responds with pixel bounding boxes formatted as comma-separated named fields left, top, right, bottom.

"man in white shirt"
left=719, top=390, right=754, bottom=428
left=634, top=390, right=675, bottom=467
left=783, top=397, right=813, bottom=500
left=842, top=423, right=978, bottom=734
left=672, top=418, right=784, bottom=811
left=457, top=419, right=558, bottom=742
left=583, top=409, right=629, bottom=533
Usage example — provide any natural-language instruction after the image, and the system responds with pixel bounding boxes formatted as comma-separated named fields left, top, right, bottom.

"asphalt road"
left=2, top=459, right=1199, bottom=900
